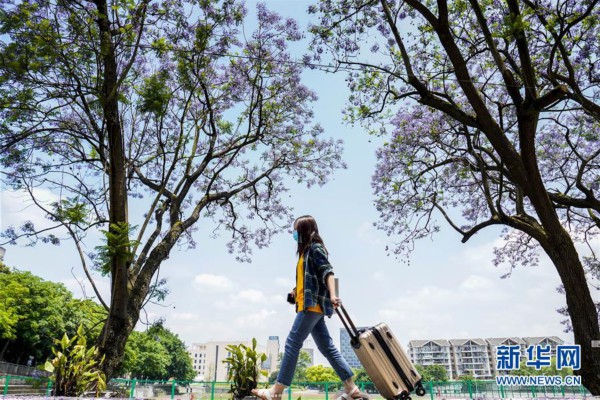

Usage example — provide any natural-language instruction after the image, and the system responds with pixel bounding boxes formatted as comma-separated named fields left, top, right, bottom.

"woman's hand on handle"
left=330, top=295, right=342, bottom=308
left=325, top=273, right=341, bottom=308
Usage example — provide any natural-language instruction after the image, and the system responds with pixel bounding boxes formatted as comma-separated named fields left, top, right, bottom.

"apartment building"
left=487, top=337, right=526, bottom=376
left=188, top=340, right=267, bottom=381
left=340, top=328, right=367, bottom=369
left=302, top=347, right=315, bottom=367
left=522, top=336, right=564, bottom=357
left=450, top=339, right=492, bottom=379
left=408, top=336, right=564, bottom=380
left=408, top=340, right=453, bottom=379
left=265, top=336, right=280, bottom=375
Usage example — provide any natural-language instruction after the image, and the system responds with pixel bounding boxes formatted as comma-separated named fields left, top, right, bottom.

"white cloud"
left=460, top=275, right=493, bottom=291
left=371, top=243, right=571, bottom=346
left=356, top=221, right=383, bottom=246
left=275, top=277, right=294, bottom=288
left=61, top=276, right=111, bottom=303
left=215, top=290, right=284, bottom=311
left=235, top=309, right=277, bottom=329
left=453, top=238, right=501, bottom=267
left=372, top=272, right=386, bottom=281
left=214, top=299, right=236, bottom=311
left=1, top=188, right=60, bottom=231
left=172, top=313, right=200, bottom=321
left=194, top=273, right=234, bottom=291
left=235, top=289, right=266, bottom=303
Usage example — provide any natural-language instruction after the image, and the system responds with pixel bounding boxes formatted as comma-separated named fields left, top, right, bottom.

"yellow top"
left=296, top=254, right=323, bottom=313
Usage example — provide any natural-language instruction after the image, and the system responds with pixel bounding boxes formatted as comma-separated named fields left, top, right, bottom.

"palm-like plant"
left=42, top=325, right=106, bottom=396
left=224, top=338, right=268, bottom=399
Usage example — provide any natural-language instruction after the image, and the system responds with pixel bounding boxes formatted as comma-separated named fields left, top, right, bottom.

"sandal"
left=335, top=386, right=370, bottom=400
left=252, top=389, right=282, bottom=400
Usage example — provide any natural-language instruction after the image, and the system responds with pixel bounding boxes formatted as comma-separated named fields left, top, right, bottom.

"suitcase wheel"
left=415, top=387, right=426, bottom=397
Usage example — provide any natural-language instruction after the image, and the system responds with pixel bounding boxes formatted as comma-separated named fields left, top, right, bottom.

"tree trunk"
left=543, top=230, right=600, bottom=394
left=518, top=114, right=600, bottom=395
left=0, top=340, right=9, bottom=361
left=97, top=313, right=134, bottom=379
left=94, top=0, right=131, bottom=379
left=99, top=272, right=152, bottom=378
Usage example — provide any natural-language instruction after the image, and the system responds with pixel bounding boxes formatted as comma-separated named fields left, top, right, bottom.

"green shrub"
left=42, top=324, right=106, bottom=396
left=223, top=338, right=267, bottom=399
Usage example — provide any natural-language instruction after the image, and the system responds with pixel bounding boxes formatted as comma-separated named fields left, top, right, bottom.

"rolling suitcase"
left=336, top=304, right=426, bottom=400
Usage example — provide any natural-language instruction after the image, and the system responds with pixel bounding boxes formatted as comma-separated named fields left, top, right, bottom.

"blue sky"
left=1, top=0, right=594, bottom=367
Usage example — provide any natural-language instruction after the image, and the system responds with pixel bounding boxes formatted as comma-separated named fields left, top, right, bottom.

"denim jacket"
left=299, top=243, right=335, bottom=317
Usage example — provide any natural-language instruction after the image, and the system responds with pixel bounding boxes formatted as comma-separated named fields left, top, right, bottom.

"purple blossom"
left=308, top=0, right=600, bottom=335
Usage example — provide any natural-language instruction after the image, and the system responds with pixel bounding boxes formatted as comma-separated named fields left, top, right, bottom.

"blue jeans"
left=277, top=311, right=354, bottom=386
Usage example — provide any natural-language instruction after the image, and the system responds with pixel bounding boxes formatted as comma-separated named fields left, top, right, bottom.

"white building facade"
left=450, top=339, right=492, bottom=379
left=408, top=340, right=453, bottom=379
left=265, top=336, right=280, bottom=375
left=408, top=336, right=565, bottom=380
left=188, top=340, right=267, bottom=382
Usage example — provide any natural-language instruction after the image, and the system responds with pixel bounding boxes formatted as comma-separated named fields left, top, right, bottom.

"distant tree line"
left=0, top=263, right=194, bottom=380
left=0, top=265, right=106, bottom=365
left=120, top=322, right=195, bottom=381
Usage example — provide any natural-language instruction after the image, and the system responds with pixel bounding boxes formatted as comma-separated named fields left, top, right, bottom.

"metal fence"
left=0, top=376, right=595, bottom=399
left=1, top=375, right=52, bottom=397
left=423, top=380, right=592, bottom=399
left=104, top=378, right=597, bottom=400
left=0, top=362, right=49, bottom=379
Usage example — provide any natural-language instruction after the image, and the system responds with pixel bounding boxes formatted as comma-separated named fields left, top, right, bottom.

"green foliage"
left=541, top=357, right=574, bottom=378
left=94, top=222, right=139, bottom=275
left=352, top=367, right=371, bottom=383
left=268, top=370, right=279, bottom=384
left=0, top=261, right=9, bottom=273
left=0, top=268, right=107, bottom=363
left=428, top=364, right=448, bottom=381
left=415, top=364, right=425, bottom=377
left=415, top=364, right=448, bottom=382
left=457, top=372, right=475, bottom=381
left=121, top=331, right=170, bottom=379
left=508, top=363, right=537, bottom=376
left=509, top=357, right=573, bottom=377
left=42, top=325, right=106, bottom=396
left=138, top=70, right=172, bottom=117
left=151, top=37, right=172, bottom=57
left=51, top=198, right=89, bottom=226
left=120, top=323, right=195, bottom=381
left=305, top=365, right=338, bottom=383
left=223, top=338, right=268, bottom=400
left=150, top=324, right=196, bottom=381
left=293, top=350, right=312, bottom=383
left=0, top=278, right=22, bottom=340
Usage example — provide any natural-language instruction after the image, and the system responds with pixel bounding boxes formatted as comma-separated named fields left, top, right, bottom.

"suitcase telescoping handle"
left=335, top=303, right=361, bottom=342
left=333, top=278, right=360, bottom=342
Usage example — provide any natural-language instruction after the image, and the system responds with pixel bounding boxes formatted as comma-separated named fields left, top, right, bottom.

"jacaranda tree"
left=0, top=0, right=344, bottom=378
left=310, top=0, right=599, bottom=393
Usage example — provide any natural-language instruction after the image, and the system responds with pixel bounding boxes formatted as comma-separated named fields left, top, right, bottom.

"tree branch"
left=505, top=0, right=538, bottom=103
left=467, top=0, right=523, bottom=106
left=65, top=224, right=109, bottom=310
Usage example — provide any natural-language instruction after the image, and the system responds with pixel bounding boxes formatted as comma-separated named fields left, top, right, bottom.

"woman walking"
left=252, top=215, right=369, bottom=400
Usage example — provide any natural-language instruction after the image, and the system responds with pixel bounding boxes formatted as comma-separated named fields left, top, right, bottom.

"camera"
left=287, top=292, right=295, bottom=305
